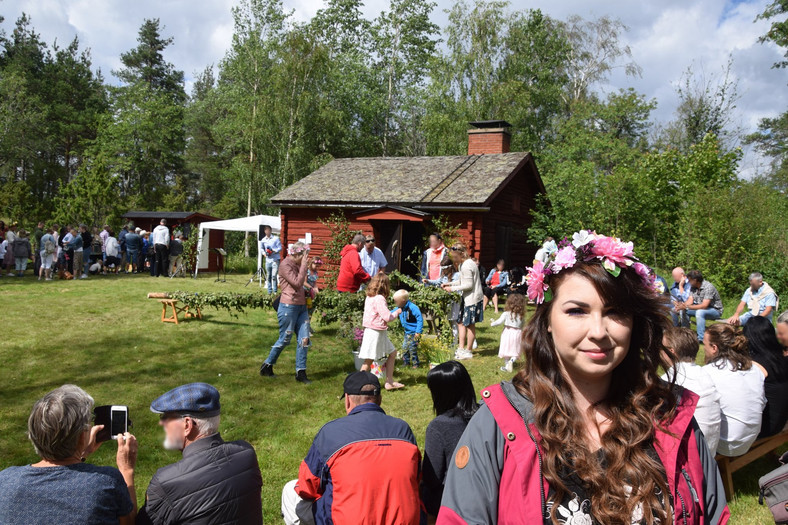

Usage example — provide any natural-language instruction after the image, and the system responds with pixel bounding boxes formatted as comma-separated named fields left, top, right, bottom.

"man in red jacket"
left=336, top=234, right=371, bottom=292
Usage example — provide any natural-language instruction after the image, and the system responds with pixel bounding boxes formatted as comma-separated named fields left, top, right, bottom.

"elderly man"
left=336, top=233, right=371, bottom=292
left=670, top=267, right=692, bottom=327
left=359, top=234, right=388, bottom=277
left=421, top=233, right=447, bottom=281
left=125, top=227, right=142, bottom=273
left=282, top=372, right=420, bottom=525
left=260, top=224, right=282, bottom=294
left=726, top=272, right=778, bottom=326
left=151, top=219, right=170, bottom=277
left=137, top=383, right=263, bottom=525
left=675, top=270, right=724, bottom=343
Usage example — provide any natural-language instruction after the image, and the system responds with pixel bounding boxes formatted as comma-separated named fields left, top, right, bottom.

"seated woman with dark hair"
left=0, top=385, right=138, bottom=524
left=421, top=361, right=479, bottom=518
left=743, top=316, right=788, bottom=438
left=703, top=323, right=767, bottom=456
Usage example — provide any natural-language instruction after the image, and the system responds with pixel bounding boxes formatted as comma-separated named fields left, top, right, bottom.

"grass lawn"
left=0, top=272, right=781, bottom=523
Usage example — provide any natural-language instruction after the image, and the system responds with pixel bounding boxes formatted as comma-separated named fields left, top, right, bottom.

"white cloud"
left=0, top=0, right=784, bottom=174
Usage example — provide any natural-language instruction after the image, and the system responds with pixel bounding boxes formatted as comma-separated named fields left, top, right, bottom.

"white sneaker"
left=501, top=360, right=514, bottom=373
left=472, top=340, right=478, bottom=350
left=80, top=274, right=87, bottom=279
left=455, top=349, right=473, bottom=360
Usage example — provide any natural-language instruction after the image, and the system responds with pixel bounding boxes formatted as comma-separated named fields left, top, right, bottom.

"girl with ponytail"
left=703, top=323, right=767, bottom=456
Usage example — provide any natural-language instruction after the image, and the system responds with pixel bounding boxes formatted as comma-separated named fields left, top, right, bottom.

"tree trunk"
left=244, top=97, right=257, bottom=258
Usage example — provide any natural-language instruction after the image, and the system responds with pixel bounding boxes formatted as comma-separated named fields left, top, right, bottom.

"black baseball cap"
left=340, top=371, right=381, bottom=399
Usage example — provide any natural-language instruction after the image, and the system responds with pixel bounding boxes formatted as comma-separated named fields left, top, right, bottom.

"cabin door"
left=372, top=221, right=424, bottom=278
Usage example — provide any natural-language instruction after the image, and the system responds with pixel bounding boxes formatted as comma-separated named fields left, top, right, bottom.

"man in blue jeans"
left=676, top=270, right=724, bottom=343
left=260, top=225, right=282, bottom=294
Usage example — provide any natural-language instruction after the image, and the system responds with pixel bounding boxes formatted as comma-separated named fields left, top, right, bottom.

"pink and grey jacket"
left=437, top=381, right=730, bottom=524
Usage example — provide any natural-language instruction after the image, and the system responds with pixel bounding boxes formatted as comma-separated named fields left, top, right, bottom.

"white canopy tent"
left=194, top=214, right=281, bottom=285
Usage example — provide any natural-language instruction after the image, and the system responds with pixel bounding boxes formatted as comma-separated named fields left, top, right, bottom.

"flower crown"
left=526, top=230, right=658, bottom=304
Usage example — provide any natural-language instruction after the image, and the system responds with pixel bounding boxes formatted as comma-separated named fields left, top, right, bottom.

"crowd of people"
left=12, top=230, right=785, bottom=524
left=4, top=223, right=788, bottom=524
left=0, top=219, right=187, bottom=280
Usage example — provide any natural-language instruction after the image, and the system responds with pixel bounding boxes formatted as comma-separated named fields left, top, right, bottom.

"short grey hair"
left=778, top=310, right=788, bottom=326
left=28, top=385, right=94, bottom=461
left=749, top=272, right=763, bottom=282
left=191, top=415, right=220, bottom=437
left=351, top=234, right=366, bottom=245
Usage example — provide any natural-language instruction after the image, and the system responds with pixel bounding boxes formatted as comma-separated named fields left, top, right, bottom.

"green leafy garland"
left=165, top=270, right=457, bottom=349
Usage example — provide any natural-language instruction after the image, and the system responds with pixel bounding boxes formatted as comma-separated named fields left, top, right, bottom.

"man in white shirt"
left=725, top=272, right=778, bottom=326
left=661, top=327, right=721, bottom=455
left=359, top=235, right=387, bottom=277
left=151, top=219, right=170, bottom=278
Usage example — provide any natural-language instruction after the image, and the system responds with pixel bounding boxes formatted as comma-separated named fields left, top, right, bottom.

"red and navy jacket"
left=296, top=403, right=421, bottom=525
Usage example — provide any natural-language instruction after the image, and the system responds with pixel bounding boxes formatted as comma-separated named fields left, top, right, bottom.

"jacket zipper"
left=675, top=485, right=688, bottom=525
left=682, top=469, right=699, bottom=504
left=503, top=390, right=548, bottom=521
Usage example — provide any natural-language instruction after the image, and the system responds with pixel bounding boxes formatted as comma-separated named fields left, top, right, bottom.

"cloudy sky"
left=1, top=0, right=785, bottom=174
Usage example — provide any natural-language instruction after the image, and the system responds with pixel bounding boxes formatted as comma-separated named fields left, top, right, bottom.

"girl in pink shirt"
left=358, top=273, right=404, bottom=390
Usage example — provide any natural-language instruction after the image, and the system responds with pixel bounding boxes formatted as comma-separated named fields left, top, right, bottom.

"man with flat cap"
left=281, top=372, right=421, bottom=525
left=137, top=383, right=263, bottom=525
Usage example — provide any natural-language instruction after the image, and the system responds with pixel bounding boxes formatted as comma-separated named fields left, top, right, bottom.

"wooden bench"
left=147, top=293, right=202, bottom=324
left=716, top=429, right=788, bottom=500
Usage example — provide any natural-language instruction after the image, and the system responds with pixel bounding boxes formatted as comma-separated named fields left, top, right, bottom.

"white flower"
left=556, top=496, right=593, bottom=525
left=571, top=230, right=594, bottom=248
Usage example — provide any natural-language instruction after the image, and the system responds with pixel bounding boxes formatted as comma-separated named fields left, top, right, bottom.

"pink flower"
left=553, top=246, right=577, bottom=270
left=526, top=261, right=549, bottom=303
left=632, top=262, right=650, bottom=281
left=590, top=236, right=634, bottom=266
left=632, top=262, right=660, bottom=293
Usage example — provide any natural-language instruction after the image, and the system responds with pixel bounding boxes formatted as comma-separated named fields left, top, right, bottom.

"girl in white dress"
left=358, top=273, right=404, bottom=390
left=490, top=293, right=526, bottom=372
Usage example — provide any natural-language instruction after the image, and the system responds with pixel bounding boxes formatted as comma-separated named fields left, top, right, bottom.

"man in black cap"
left=281, top=372, right=421, bottom=525
left=137, top=383, right=263, bottom=525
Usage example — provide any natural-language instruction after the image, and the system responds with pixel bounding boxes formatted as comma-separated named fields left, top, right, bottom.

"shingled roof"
left=271, top=152, right=542, bottom=207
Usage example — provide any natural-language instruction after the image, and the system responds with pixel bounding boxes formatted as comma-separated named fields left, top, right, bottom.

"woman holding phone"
left=438, top=232, right=729, bottom=524
left=0, top=384, right=138, bottom=524
left=260, top=241, right=314, bottom=384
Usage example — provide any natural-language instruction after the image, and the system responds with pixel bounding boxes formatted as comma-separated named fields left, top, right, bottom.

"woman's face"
left=703, top=332, right=717, bottom=361
left=548, top=274, right=633, bottom=387
left=292, top=253, right=304, bottom=263
left=777, top=323, right=788, bottom=348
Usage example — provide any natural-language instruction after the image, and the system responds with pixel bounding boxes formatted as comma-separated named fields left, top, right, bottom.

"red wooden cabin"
left=270, top=121, right=546, bottom=283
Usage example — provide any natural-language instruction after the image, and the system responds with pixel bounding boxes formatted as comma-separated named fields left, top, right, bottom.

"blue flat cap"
left=150, top=383, right=221, bottom=417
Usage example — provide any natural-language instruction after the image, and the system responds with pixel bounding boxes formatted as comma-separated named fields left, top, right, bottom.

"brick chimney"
left=467, top=120, right=512, bottom=155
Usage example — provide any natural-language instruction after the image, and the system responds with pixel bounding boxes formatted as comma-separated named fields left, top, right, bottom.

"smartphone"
left=94, top=405, right=130, bottom=442
left=110, top=406, right=129, bottom=439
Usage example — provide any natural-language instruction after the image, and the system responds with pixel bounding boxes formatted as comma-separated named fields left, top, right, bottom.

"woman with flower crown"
left=437, top=231, right=730, bottom=525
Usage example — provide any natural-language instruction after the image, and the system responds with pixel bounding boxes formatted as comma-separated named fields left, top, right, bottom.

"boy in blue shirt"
left=392, top=289, right=423, bottom=368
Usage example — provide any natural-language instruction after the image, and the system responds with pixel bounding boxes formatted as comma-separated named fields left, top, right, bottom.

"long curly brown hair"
left=513, top=261, right=677, bottom=524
